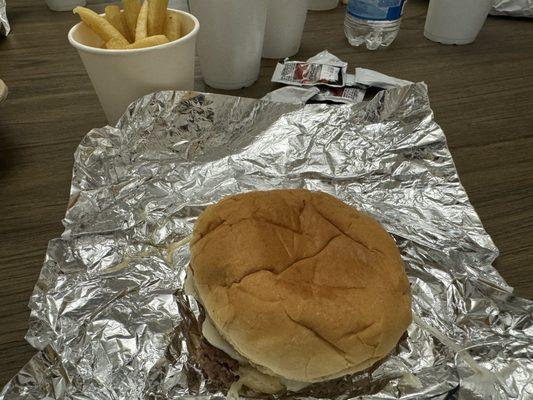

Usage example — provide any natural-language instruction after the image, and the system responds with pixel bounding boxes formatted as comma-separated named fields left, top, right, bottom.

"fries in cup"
left=123, top=0, right=141, bottom=40
left=105, top=5, right=131, bottom=42
left=106, top=37, right=129, bottom=49
left=126, top=34, right=169, bottom=49
left=148, top=0, right=169, bottom=36
left=74, top=1, right=183, bottom=50
left=74, top=7, right=128, bottom=43
left=135, top=0, right=149, bottom=42
left=165, top=11, right=181, bottom=42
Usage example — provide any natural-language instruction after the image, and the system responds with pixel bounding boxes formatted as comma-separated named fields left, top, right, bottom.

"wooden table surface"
left=1, top=0, right=532, bottom=389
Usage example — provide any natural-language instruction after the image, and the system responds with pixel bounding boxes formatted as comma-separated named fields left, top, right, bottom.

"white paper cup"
left=45, top=0, right=86, bottom=12
left=68, top=9, right=199, bottom=124
left=189, top=0, right=267, bottom=90
left=308, top=0, right=338, bottom=11
left=263, top=0, right=308, bottom=59
left=424, top=0, right=492, bottom=45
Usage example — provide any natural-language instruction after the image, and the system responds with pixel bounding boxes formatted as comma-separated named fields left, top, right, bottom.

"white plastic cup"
left=308, top=0, right=339, bottom=11
left=263, top=0, right=308, bottom=59
left=189, top=0, right=267, bottom=90
left=424, top=0, right=492, bottom=45
left=45, top=0, right=86, bottom=12
left=68, top=9, right=199, bottom=124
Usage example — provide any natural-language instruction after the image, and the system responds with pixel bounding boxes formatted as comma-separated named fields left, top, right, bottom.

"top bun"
left=190, top=189, right=411, bottom=383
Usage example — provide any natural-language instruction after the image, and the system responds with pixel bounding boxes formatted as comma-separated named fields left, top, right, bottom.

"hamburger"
left=186, top=189, right=412, bottom=395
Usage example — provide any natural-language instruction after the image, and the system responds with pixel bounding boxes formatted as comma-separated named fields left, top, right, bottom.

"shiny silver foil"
left=0, top=0, right=9, bottom=36
left=491, top=0, right=533, bottom=17
left=1, top=84, right=532, bottom=400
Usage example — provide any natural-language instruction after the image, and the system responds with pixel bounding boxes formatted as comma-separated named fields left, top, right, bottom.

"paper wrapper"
left=1, top=85, right=532, bottom=400
left=0, top=0, right=9, bottom=36
left=491, top=0, right=533, bottom=17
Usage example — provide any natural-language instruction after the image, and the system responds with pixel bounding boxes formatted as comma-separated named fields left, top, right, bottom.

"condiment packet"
left=355, top=67, right=412, bottom=89
left=272, top=50, right=348, bottom=88
left=262, top=86, right=320, bottom=105
left=313, top=85, right=366, bottom=104
left=0, top=0, right=9, bottom=36
left=269, top=51, right=410, bottom=104
left=263, top=85, right=365, bottom=105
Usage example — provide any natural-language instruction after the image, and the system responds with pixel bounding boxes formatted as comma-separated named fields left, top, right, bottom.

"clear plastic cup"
left=189, top=0, right=268, bottom=90
left=263, top=0, right=308, bottom=59
left=424, top=0, right=492, bottom=45
left=68, top=9, right=199, bottom=124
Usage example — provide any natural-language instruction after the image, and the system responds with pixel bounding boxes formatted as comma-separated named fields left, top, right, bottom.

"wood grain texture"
left=0, top=0, right=532, bottom=389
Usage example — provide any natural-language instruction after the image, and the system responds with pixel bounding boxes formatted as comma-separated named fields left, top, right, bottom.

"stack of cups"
left=190, top=0, right=309, bottom=90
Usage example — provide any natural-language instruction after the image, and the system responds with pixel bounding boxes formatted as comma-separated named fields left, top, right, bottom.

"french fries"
left=147, top=0, right=168, bottom=36
left=164, top=11, right=181, bottom=42
left=74, top=1, right=182, bottom=50
left=106, top=37, right=129, bottom=49
left=123, top=0, right=141, bottom=40
left=105, top=5, right=131, bottom=42
left=74, top=7, right=128, bottom=43
left=135, top=0, right=149, bottom=41
left=126, top=35, right=169, bottom=49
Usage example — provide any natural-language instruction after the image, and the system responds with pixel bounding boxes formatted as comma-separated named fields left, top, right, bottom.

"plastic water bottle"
left=344, top=0, right=407, bottom=50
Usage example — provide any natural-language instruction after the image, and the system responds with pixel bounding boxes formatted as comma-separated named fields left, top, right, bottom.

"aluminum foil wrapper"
left=1, top=84, right=532, bottom=400
left=0, top=0, right=9, bottom=36
left=491, top=0, right=533, bottom=17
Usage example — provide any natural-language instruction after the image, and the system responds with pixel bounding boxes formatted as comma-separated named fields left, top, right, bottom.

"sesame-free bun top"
left=190, top=189, right=412, bottom=383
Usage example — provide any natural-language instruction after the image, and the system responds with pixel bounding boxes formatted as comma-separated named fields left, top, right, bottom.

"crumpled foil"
left=1, top=84, right=532, bottom=400
left=0, top=0, right=9, bottom=36
left=491, top=0, right=533, bottom=17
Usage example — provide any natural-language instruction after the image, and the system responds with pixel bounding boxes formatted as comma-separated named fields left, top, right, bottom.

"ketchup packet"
left=272, top=50, right=348, bottom=88
left=310, top=73, right=365, bottom=104
left=263, top=85, right=365, bottom=106
left=313, top=85, right=366, bottom=104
